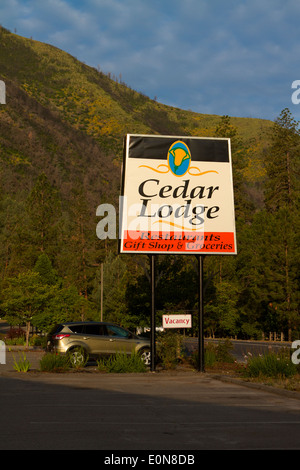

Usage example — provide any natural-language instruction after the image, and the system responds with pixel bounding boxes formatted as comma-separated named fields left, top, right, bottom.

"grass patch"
left=156, top=331, right=183, bottom=370
left=12, top=352, right=31, bottom=372
left=189, top=340, right=235, bottom=369
left=39, top=353, right=70, bottom=372
left=243, top=350, right=298, bottom=379
left=97, top=351, right=147, bottom=373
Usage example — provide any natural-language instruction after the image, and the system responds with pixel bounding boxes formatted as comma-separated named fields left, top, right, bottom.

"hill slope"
left=0, top=26, right=272, bottom=203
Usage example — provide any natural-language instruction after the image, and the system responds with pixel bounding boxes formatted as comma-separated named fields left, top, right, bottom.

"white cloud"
left=1, top=0, right=300, bottom=120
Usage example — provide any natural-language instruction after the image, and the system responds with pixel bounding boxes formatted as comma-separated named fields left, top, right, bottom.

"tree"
left=214, top=115, right=254, bottom=221
left=33, top=253, right=58, bottom=286
left=263, top=109, right=300, bottom=340
left=31, top=253, right=91, bottom=332
left=264, top=108, right=300, bottom=211
left=1, top=254, right=91, bottom=340
left=33, top=285, right=89, bottom=332
left=102, top=253, right=130, bottom=326
left=205, top=281, right=240, bottom=337
left=1, top=271, right=56, bottom=347
left=59, top=186, right=97, bottom=301
left=26, top=173, right=62, bottom=255
left=237, top=202, right=300, bottom=340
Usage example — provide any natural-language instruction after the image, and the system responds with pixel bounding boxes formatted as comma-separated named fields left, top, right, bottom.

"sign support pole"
left=197, top=255, right=205, bottom=372
left=149, top=254, right=156, bottom=371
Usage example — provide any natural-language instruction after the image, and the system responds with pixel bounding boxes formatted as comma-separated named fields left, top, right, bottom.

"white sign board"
left=119, top=134, right=236, bottom=255
left=163, top=314, right=192, bottom=329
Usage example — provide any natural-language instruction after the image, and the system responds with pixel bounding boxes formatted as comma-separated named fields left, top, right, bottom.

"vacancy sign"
left=163, top=314, right=192, bottom=329
left=119, top=134, right=237, bottom=255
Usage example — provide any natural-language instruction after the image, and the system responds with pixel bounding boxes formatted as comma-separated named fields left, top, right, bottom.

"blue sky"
left=1, top=0, right=300, bottom=122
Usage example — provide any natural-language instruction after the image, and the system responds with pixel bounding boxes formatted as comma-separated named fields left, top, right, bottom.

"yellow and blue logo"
left=167, top=141, right=191, bottom=177
left=138, top=139, right=218, bottom=177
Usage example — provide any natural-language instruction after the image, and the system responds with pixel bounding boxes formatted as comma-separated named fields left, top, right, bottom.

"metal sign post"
left=149, top=254, right=156, bottom=371
left=197, top=255, right=205, bottom=372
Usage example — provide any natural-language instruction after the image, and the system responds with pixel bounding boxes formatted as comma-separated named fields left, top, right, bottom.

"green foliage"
left=29, top=334, right=46, bottom=347
left=205, top=281, right=240, bottom=337
left=102, top=253, right=130, bottom=325
left=156, top=331, right=183, bottom=369
left=189, top=340, right=235, bottom=368
left=264, top=108, right=300, bottom=211
left=32, top=284, right=89, bottom=332
left=97, top=351, right=147, bottom=373
left=4, top=327, right=25, bottom=345
left=1, top=270, right=57, bottom=346
left=203, top=347, right=218, bottom=367
left=26, top=173, right=62, bottom=254
left=243, top=350, right=298, bottom=378
left=205, top=340, right=235, bottom=366
left=12, top=352, right=31, bottom=372
left=34, top=253, right=58, bottom=286
left=0, top=255, right=89, bottom=339
left=39, top=353, right=70, bottom=372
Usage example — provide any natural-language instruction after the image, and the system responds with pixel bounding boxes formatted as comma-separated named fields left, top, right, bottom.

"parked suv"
left=47, top=321, right=151, bottom=367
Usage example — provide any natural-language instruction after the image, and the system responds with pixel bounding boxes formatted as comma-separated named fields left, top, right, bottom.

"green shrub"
left=12, top=352, right=31, bottom=372
left=39, top=353, right=70, bottom=372
left=215, top=339, right=235, bottom=363
left=97, top=352, right=147, bottom=373
left=204, top=346, right=218, bottom=367
left=156, top=331, right=183, bottom=369
left=5, top=336, right=25, bottom=345
left=29, top=334, right=46, bottom=348
left=5, top=328, right=25, bottom=345
left=189, top=340, right=235, bottom=368
left=243, top=350, right=298, bottom=378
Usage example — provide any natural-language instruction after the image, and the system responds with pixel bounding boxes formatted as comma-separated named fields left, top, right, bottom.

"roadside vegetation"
left=6, top=336, right=300, bottom=393
left=199, top=341, right=300, bottom=392
left=97, top=351, right=147, bottom=373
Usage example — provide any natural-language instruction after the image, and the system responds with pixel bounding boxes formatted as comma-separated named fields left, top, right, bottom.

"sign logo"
left=168, top=140, right=191, bottom=176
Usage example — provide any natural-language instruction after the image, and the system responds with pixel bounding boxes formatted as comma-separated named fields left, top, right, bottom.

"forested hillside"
left=0, top=27, right=299, bottom=342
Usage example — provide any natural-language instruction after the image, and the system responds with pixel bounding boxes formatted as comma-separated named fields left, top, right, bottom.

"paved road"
left=0, top=355, right=299, bottom=451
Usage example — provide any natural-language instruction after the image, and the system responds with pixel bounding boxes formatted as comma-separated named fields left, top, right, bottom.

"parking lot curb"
left=209, top=372, right=300, bottom=400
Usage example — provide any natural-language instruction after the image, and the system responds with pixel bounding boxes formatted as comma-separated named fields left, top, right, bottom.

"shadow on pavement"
left=0, top=366, right=300, bottom=451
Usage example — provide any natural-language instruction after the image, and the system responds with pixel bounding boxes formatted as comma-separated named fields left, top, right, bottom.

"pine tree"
left=214, top=115, right=254, bottom=221
left=262, top=109, right=300, bottom=340
left=264, top=108, right=300, bottom=211
left=26, top=173, right=62, bottom=255
left=33, top=253, right=58, bottom=286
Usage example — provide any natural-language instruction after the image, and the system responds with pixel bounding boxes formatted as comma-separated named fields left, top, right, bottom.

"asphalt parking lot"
left=0, top=349, right=300, bottom=451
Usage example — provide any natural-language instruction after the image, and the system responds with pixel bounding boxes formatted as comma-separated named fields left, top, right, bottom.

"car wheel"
left=139, top=348, right=151, bottom=366
left=68, top=346, right=88, bottom=368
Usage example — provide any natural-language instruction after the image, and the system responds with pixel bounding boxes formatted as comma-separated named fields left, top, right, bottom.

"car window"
left=84, top=324, right=106, bottom=336
left=69, top=324, right=85, bottom=334
left=106, top=325, right=130, bottom=338
left=49, top=324, right=63, bottom=335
